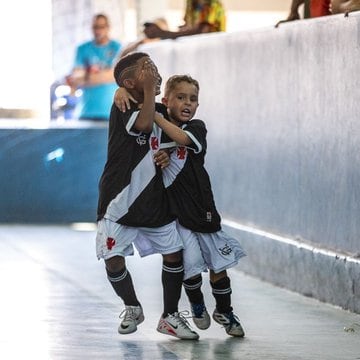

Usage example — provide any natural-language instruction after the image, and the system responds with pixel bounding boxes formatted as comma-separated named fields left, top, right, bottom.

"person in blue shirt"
left=68, top=14, right=121, bottom=121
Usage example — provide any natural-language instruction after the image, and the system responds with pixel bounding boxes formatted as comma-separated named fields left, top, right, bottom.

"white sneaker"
left=157, top=312, right=199, bottom=340
left=191, top=302, right=211, bottom=330
left=118, top=305, right=144, bottom=334
left=212, top=309, right=245, bottom=337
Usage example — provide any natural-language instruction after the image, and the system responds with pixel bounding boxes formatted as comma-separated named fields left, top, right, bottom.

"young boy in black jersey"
left=96, top=54, right=199, bottom=340
left=153, top=75, right=246, bottom=337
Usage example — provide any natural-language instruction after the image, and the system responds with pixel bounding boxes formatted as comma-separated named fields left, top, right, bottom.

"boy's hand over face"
left=139, top=59, right=160, bottom=93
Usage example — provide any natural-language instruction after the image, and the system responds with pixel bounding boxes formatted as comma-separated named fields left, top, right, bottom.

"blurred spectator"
left=144, top=0, right=226, bottom=40
left=277, top=0, right=360, bottom=26
left=282, top=0, right=309, bottom=23
left=310, top=0, right=332, bottom=17
left=276, top=0, right=330, bottom=26
left=67, top=14, right=122, bottom=121
left=331, top=0, right=360, bottom=14
left=120, top=18, right=169, bottom=58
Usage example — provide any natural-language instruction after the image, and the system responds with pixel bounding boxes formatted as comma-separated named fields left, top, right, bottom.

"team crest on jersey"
left=218, top=243, right=232, bottom=256
left=106, top=237, right=116, bottom=250
left=177, top=146, right=187, bottom=159
left=150, top=136, right=159, bottom=150
left=136, top=134, right=147, bottom=146
left=206, top=212, right=212, bottom=222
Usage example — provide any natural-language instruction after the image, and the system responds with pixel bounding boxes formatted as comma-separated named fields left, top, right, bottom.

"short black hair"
left=113, top=52, right=149, bottom=87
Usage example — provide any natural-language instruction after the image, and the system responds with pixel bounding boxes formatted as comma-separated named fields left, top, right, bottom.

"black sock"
left=183, top=274, right=204, bottom=305
left=106, top=267, right=140, bottom=306
left=211, top=276, right=232, bottom=314
left=162, top=260, right=184, bottom=317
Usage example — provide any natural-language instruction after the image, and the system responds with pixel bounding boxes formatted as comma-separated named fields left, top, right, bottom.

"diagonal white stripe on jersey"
left=162, top=149, right=187, bottom=188
left=104, top=150, right=156, bottom=221
left=159, top=141, right=177, bottom=149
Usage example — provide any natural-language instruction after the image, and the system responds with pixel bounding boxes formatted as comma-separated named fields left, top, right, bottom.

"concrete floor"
left=0, top=224, right=359, bottom=360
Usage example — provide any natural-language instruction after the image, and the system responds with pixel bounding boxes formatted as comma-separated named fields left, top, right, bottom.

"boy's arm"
left=135, top=90, right=155, bottom=133
left=154, top=113, right=192, bottom=146
left=133, top=60, right=157, bottom=133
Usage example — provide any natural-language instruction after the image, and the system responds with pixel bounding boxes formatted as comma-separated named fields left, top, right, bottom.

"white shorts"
left=177, top=223, right=246, bottom=280
left=178, top=225, right=208, bottom=280
left=131, top=223, right=206, bottom=279
left=96, top=218, right=183, bottom=260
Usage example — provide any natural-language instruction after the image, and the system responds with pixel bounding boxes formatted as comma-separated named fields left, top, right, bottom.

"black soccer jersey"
left=97, top=102, right=175, bottom=227
left=162, top=119, right=221, bottom=233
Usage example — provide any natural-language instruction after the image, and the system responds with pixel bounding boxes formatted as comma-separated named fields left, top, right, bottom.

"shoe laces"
left=170, top=311, right=193, bottom=329
left=227, top=311, right=241, bottom=328
left=119, top=306, right=138, bottom=322
left=192, top=303, right=206, bottom=318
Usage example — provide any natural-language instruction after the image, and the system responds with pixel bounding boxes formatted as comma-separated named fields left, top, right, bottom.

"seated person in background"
left=67, top=14, right=122, bottom=121
left=331, top=0, right=360, bottom=14
left=307, top=0, right=332, bottom=17
left=144, top=0, right=226, bottom=40
left=119, top=18, right=169, bottom=58
left=276, top=0, right=360, bottom=26
left=276, top=0, right=330, bottom=26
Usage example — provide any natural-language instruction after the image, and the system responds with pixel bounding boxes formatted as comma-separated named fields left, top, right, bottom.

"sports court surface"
left=0, top=224, right=359, bottom=360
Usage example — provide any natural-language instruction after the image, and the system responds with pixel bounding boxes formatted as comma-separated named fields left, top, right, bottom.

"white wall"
left=0, top=0, right=52, bottom=119
left=137, top=13, right=360, bottom=312
left=138, top=13, right=360, bottom=255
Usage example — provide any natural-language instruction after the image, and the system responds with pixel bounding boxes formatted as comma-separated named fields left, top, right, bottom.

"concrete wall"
left=139, top=13, right=360, bottom=256
left=1, top=13, right=359, bottom=312
left=135, top=14, right=360, bottom=312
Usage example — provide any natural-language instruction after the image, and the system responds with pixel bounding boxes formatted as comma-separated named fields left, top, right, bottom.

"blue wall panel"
left=0, top=127, right=108, bottom=223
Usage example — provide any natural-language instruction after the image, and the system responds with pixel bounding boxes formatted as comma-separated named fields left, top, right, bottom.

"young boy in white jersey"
left=96, top=54, right=198, bottom=340
left=153, top=75, right=246, bottom=337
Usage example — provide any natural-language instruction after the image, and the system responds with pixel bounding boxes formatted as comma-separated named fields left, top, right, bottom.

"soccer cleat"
left=118, top=305, right=144, bottom=334
left=191, top=302, right=211, bottom=330
left=212, top=309, right=245, bottom=337
left=157, top=312, right=200, bottom=340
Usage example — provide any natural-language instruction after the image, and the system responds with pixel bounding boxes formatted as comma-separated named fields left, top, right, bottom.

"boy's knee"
left=162, top=250, right=182, bottom=263
left=105, top=255, right=125, bottom=273
left=210, top=269, right=227, bottom=283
